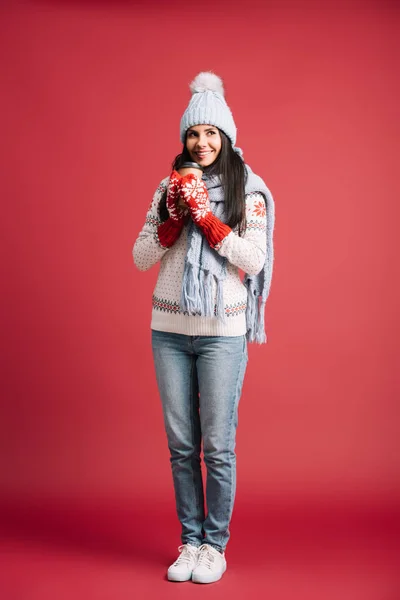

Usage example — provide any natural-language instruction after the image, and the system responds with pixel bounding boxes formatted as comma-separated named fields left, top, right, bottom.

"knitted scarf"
left=180, top=163, right=275, bottom=343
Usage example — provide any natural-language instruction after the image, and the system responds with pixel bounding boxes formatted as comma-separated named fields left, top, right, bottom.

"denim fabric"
left=151, top=330, right=248, bottom=552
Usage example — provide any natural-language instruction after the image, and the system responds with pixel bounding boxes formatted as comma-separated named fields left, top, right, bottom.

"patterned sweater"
left=133, top=177, right=267, bottom=337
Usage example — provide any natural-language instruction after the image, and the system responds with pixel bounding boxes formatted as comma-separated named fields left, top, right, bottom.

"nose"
left=195, top=134, right=208, bottom=148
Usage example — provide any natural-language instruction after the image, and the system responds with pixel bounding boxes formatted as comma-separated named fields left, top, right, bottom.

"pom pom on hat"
left=189, top=72, right=225, bottom=96
left=180, top=71, right=237, bottom=146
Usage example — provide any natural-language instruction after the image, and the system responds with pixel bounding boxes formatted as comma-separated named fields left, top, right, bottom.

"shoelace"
left=196, top=545, right=217, bottom=570
left=172, top=545, right=198, bottom=566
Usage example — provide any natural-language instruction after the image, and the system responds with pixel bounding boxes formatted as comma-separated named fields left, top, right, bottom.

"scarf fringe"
left=180, top=264, right=225, bottom=323
left=180, top=263, right=201, bottom=314
left=246, top=288, right=267, bottom=344
left=201, top=271, right=214, bottom=317
left=215, top=279, right=225, bottom=323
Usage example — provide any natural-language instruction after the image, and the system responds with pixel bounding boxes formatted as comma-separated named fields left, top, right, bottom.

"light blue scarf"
left=180, top=163, right=275, bottom=343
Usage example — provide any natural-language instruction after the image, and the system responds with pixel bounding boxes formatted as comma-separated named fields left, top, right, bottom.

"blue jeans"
left=151, top=330, right=248, bottom=552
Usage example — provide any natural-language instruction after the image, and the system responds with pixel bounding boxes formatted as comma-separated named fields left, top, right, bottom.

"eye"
left=207, top=130, right=216, bottom=135
left=187, top=131, right=197, bottom=138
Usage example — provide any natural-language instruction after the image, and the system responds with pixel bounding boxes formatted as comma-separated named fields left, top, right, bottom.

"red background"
left=1, top=0, right=399, bottom=598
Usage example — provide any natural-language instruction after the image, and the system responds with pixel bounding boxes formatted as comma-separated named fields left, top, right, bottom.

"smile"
left=195, top=151, right=213, bottom=158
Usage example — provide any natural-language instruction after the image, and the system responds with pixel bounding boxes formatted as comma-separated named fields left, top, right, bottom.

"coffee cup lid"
left=179, top=161, right=204, bottom=171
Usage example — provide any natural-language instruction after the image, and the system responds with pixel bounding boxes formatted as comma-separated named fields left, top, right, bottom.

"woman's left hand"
left=179, top=173, right=232, bottom=250
left=179, top=174, right=211, bottom=225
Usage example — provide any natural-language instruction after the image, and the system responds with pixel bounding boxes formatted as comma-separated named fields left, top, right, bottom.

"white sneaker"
left=192, top=543, right=227, bottom=584
left=167, top=544, right=199, bottom=582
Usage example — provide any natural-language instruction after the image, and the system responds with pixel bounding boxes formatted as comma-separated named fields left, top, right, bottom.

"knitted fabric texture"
left=180, top=73, right=237, bottom=146
left=180, top=165, right=275, bottom=343
left=157, top=217, right=184, bottom=248
left=157, top=171, right=187, bottom=248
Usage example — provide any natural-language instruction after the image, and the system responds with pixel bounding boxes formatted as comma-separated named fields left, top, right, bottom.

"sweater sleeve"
left=216, top=192, right=267, bottom=276
left=132, top=178, right=171, bottom=272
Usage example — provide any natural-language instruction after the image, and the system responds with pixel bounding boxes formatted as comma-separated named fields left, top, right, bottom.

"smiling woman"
left=185, top=125, right=222, bottom=166
left=132, top=71, right=275, bottom=584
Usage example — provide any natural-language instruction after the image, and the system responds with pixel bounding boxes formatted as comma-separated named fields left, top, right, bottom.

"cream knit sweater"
left=133, top=177, right=267, bottom=337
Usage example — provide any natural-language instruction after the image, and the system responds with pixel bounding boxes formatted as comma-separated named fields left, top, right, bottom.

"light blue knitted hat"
left=180, top=72, right=237, bottom=146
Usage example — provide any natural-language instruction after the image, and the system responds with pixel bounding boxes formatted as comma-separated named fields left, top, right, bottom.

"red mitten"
left=157, top=171, right=187, bottom=248
left=179, top=174, right=231, bottom=249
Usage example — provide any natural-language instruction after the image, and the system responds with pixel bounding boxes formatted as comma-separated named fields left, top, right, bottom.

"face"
left=185, top=125, right=222, bottom=167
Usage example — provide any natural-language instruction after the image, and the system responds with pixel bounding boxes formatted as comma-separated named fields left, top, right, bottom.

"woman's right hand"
left=157, top=171, right=187, bottom=249
left=166, top=171, right=187, bottom=222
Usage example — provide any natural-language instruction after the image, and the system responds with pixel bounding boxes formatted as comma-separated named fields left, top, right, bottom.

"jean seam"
left=189, top=354, right=203, bottom=532
left=219, top=340, right=248, bottom=549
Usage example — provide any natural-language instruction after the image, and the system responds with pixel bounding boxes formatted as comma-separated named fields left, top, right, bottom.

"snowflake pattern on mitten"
left=157, top=171, right=187, bottom=249
left=167, top=171, right=187, bottom=223
left=179, top=174, right=211, bottom=224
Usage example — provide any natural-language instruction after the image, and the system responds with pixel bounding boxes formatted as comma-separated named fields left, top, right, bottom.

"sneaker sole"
left=192, top=563, right=227, bottom=584
left=167, top=571, right=193, bottom=582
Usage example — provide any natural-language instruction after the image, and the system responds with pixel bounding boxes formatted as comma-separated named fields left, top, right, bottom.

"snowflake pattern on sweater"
left=133, top=177, right=267, bottom=337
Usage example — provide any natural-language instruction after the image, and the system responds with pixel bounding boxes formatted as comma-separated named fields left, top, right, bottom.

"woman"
left=133, top=72, right=275, bottom=583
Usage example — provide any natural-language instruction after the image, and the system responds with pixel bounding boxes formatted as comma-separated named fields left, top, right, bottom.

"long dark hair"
left=159, top=129, right=247, bottom=235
